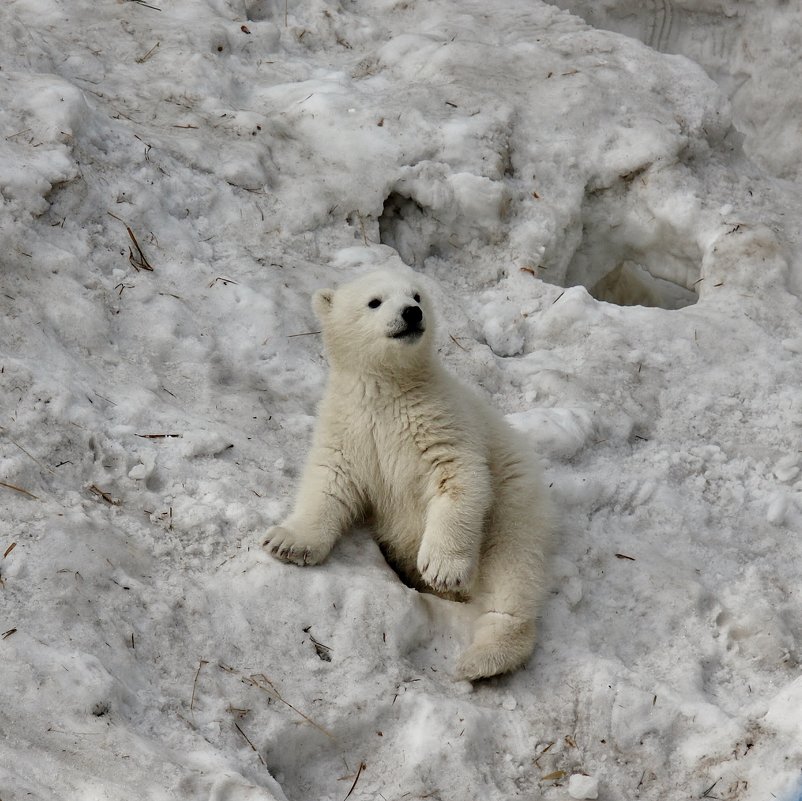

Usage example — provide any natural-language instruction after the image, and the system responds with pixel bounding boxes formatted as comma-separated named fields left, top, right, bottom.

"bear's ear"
left=312, top=288, right=334, bottom=321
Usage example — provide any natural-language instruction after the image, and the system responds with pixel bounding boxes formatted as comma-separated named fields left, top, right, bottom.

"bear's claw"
left=263, top=525, right=330, bottom=566
left=417, top=546, right=475, bottom=594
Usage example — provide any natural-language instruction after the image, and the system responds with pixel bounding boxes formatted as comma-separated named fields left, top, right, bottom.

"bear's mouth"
left=389, top=323, right=425, bottom=341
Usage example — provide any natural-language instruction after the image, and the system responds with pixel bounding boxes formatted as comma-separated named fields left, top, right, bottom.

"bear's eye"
left=413, top=293, right=421, bottom=303
left=368, top=298, right=382, bottom=309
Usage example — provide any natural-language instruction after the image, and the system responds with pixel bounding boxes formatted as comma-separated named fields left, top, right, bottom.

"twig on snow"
left=136, top=42, right=160, bottom=63
left=342, top=761, right=366, bottom=801
left=0, top=481, right=38, bottom=500
left=191, top=659, right=208, bottom=712
left=88, top=484, right=119, bottom=506
left=449, top=333, right=468, bottom=352
left=244, top=673, right=334, bottom=739
left=0, top=426, right=55, bottom=475
left=309, top=634, right=332, bottom=662
left=209, top=276, right=240, bottom=288
left=126, top=226, right=154, bottom=271
left=107, top=212, right=154, bottom=271
left=234, top=721, right=267, bottom=768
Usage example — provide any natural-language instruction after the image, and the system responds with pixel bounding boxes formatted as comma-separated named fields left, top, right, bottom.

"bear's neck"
left=328, top=361, right=437, bottom=397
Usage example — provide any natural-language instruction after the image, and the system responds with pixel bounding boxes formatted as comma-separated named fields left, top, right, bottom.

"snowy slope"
left=545, top=0, right=802, bottom=182
left=1, top=1, right=802, bottom=800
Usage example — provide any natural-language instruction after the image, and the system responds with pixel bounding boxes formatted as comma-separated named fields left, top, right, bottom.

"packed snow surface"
left=2, top=1, right=802, bottom=800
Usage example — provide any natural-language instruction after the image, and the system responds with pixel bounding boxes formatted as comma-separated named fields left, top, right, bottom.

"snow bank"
left=546, top=0, right=802, bottom=182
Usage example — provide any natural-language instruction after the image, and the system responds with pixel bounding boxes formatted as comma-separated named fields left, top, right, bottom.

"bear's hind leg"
left=454, top=473, right=552, bottom=680
left=455, top=611, right=536, bottom=681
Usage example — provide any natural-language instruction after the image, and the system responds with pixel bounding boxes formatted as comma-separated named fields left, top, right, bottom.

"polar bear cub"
left=264, top=270, right=553, bottom=681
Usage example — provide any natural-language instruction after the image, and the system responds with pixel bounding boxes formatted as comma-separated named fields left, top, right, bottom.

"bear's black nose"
left=402, top=305, right=423, bottom=325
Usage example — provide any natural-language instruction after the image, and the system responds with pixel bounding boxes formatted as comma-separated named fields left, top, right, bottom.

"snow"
left=545, top=0, right=802, bottom=182
left=2, top=1, right=802, bottom=800
left=568, top=773, right=599, bottom=800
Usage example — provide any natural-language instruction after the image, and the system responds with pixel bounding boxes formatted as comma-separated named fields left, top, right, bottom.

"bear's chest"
left=333, top=389, right=441, bottom=496
left=355, top=402, right=430, bottom=478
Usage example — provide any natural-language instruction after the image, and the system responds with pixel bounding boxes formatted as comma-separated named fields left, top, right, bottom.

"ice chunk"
left=568, top=774, right=599, bottom=800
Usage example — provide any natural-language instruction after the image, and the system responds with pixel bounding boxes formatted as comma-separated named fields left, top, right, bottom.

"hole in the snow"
left=378, top=192, right=436, bottom=267
left=244, top=0, right=278, bottom=21
left=91, top=701, right=110, bottom=717
left=552, top=183, right=702, bottom=310
left=588, top=261, right=698, bottom=309
left=562, top=242, right=701, bottom=310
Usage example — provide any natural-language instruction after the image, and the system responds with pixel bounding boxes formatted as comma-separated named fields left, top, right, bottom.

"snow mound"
left=547, top=0, right=802, bottom=181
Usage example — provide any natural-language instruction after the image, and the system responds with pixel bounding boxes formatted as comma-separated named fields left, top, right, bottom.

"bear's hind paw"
left=454, top=643, right=512, bottom=681
left=454, top=613, right=536, bottom=680
left=263, top=525, right=330, bottom=566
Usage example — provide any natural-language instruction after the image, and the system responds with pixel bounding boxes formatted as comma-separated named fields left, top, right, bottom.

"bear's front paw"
left=263, top=525, right=332, bottom=566
left=417, top=542, right=475, bottom=594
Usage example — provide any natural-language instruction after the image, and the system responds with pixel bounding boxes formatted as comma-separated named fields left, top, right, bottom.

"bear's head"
left=313, top=270, right=433, bottom=374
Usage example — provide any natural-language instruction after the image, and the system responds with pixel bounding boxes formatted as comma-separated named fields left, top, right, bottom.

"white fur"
left=264, top=270, right=553, bottom=681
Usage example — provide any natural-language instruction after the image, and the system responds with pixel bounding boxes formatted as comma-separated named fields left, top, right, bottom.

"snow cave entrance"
left=378, top=192, right=437, bottom=268
left=378, top=187, right=701, bottom=310
left=560, top=202, right=702, bottom=309
left=565, top=257, right=700, bottom=310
